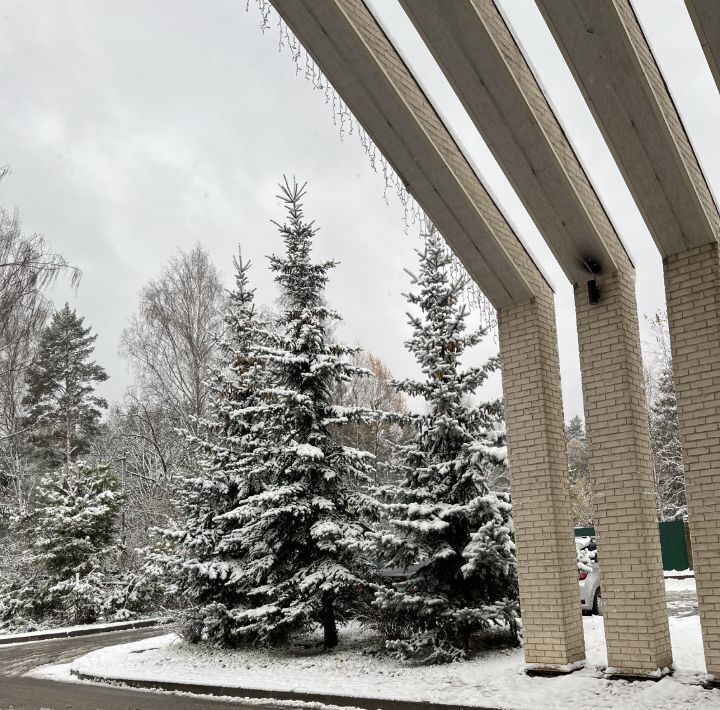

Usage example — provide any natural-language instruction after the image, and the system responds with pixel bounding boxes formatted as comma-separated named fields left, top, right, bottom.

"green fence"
left=574, top=520, right=690, bottom=571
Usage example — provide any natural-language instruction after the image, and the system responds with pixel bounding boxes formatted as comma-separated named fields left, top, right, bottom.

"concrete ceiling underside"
left=268, top=0, right=719, bottom=299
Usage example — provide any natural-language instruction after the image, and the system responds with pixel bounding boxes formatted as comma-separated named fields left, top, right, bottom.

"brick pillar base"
left=664, top=243, right=720, bottom=677
left=499, top=292, right=585, bottom=668
left=574, top=270, right=672, bottom=676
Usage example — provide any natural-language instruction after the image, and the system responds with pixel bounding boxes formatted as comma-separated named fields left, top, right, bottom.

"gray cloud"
left=1, top=0, right=716, bottom=421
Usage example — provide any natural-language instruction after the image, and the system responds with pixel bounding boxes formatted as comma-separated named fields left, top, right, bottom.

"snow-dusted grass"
left=58, top=613, right=720, bottom=710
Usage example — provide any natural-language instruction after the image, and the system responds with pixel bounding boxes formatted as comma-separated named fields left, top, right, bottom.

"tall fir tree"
left=205, top=179, right=378, bottom=649
left=649, top=363, right=686, bottom=521
left=23, top=304, right=108, bottom=470
left=373, top=230, right=518, bottom=664
left=152, top=252, right=273, bottom=644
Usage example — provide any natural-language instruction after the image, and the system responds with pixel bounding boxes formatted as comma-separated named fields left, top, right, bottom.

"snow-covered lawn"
left=26, top=578, right=715, bottom=709
left=34, top=610, right=717, bottom=710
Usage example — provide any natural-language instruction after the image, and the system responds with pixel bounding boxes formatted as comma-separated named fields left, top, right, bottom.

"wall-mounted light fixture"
left=584, top=257, right=601, bottom=305
left=587, top=279, right=600, bottom=304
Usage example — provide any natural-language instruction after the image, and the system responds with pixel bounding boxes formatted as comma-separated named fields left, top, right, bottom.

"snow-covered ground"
left=30, top=610, right=717, bottom=710
left=26, top=578, right=717, bottom=710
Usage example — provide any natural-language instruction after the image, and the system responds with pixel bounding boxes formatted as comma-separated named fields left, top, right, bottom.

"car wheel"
left=592, top=589, right=603, bottom=616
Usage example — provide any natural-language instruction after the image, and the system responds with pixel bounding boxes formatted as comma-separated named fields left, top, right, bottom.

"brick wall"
left=664, top=242, right=720, bottom=677
left=575, top=269, right=672, bottom=674
left=499, top=291, right=585, bottom=667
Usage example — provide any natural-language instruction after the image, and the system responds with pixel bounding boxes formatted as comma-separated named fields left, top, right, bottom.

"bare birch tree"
left=331, top=350, right=408, bottom=485
left=0, top=169, right=79, bottom=515
left=120, top=244, right=225, bottom=433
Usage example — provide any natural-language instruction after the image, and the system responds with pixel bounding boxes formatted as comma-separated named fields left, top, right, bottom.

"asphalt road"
left=0, top=628, right=291, bottom=710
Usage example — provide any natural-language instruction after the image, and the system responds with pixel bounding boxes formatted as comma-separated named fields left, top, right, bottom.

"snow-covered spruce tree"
left=150, top=252, right=273, bottom=644
left=649, top=363, right=686, bottom=521
left=208, top=178, right=378, bottom=649
left=0, top=462, right=124, bottom=626
left=22, top=304, right=108, bottom=471
left=372, top=229, right=518, bottom=664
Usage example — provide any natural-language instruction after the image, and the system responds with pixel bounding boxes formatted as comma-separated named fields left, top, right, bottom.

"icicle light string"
left=245, top=0, right=497, bottom=330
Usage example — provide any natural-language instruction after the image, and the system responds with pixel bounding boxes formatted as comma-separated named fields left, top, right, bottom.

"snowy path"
left=665, top=577, right=698, bottom=618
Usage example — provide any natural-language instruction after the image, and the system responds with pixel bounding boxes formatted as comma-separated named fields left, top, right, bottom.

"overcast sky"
left=1, top=0, right=718, bottom=421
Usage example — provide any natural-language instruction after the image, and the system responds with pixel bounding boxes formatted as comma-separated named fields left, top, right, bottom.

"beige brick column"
left=664, top=242, right=720, bottom=678
left=499, top=291, right=585, bottom=669
left=574, top=268, right=672, bottom=676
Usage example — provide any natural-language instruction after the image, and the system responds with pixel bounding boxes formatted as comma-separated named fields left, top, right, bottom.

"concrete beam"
left=536, top=0, right=720, bottom=258
left=400, top=0, right=671, bottom=676
left=269, top=0, right=537, bottom=310
left=686, top=0, right=720, bottom=92
left=399, top=0, right=621, bottom=289
left=268, top=0, right=586, bottom=669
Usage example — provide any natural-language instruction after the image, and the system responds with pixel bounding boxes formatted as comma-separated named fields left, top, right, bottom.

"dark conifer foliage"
left=217, top=179, right=378, bottom=649
left=157, top=180, right=379, bottom=649
left=373, top=230, right=518, bottom=663
left=153, top=252, right=273, bottom=644
left=23, top=304, right=107, bottom=470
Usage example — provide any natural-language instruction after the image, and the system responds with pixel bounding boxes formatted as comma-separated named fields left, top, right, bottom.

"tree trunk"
left=321, top=598, right=339, bottom=649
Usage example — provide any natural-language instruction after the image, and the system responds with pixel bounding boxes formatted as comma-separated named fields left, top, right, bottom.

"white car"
left=576, top=536, right=602, bottom=615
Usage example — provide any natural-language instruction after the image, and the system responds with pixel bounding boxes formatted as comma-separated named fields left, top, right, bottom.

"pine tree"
left=152, top=252, right=273, bottom=644
left=0, top=462, right=123, bottom=626
left=649, top=363, right=686, bottom=521
left=565, top=415, right=585, bottom=443
left=207, top=179, right=378, bottom=649
left=373, top=229, right=518, bottom=664
left=23, top=304, right=108, bottom=470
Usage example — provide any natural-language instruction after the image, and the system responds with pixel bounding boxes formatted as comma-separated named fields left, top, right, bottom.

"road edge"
left=0, top=618, right=172, bottom=645
left=70, top=669, right=500, bottom=710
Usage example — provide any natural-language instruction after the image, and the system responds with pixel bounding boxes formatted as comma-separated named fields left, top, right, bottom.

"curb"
left=0, top=618, right=171, bottom=645
left=70, top=670, right=499, bottom=710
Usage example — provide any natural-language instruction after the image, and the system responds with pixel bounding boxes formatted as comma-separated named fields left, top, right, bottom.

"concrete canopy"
left=267, top=0, right=544, bottom=310
left=536, top=0, right=720, bottom=257
left=686, top=0, right=720, bottom=93
left=399, top=0, right=624, bottom=288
